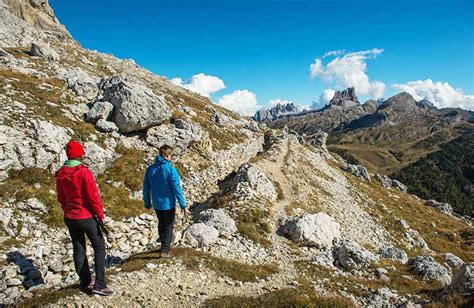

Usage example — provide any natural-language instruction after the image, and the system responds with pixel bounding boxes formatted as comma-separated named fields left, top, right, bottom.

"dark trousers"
left=155, top=208, right=176, bottom=253
left=64, top=217, right=106, bottom=289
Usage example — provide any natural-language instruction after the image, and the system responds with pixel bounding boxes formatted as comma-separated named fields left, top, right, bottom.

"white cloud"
left=393, top=79, right=474, bottom=110
left=322, top=50, right=346, bottom=58
left=170, top=73, right=225, bottom=97
left=217, top=90, right=261, bottom=116
left=311, top=88, right=335, bottom=109
left=268, top=99, right=293, bottom=107
left=309, top=48, right=386, bottom=99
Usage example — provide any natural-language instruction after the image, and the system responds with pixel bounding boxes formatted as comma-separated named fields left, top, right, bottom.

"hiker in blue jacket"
left=143, top=144, right=186, bottom=258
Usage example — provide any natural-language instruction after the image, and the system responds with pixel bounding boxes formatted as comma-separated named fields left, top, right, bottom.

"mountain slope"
left=0, top=1, right=472, bottom=306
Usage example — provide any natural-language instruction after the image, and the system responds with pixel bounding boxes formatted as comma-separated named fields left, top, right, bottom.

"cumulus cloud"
left=393, top=79, right=474, bottom=110
left=217, top=90, right=261, bottom=116
left=311, top=88, right=335, bottom=109
left=309, top=48, right=386, bottom=99
left=268, top=99, right=293, bottom=107
left=170, top=73, right=225, bottom=97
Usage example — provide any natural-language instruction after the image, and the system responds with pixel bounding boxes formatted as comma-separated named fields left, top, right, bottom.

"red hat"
left=65, top=140, right=85, bottom=159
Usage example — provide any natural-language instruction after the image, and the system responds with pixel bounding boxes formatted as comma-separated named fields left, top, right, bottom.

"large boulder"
left=443, top=253, right=464, bottom=269
left=337, top=240, right=378, bottom=271
left=146, top=120, right=204, bottom=156
left=58, top=67, right=99, bottom=100
left=410, top=255, right=451, bottom=286
left=378, top=245, right=408, bottom=264
left=237, top=164, right=277, bottom=200
left=183, top=223, right=219, bottom=248
left=85, top=101, right=114, bottom=123
left=95, top=119, right=119, bottom=133
left=99, top=76, right=171, bottom=133
left=445, top=262, right=473, bottom=295
left=306, top=131, right=328, bottom=151
left=280, top=212, right=341, bottom=249
left=425, top=200, right=453, bottom=214
left=197, top=209, right=237, bottom=238
left=342, top=164, right=371, bottom=181
left=28, top=42, right=59, bottom=61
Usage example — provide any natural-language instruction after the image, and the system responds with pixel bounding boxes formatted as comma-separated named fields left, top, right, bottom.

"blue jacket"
left=143, top=156, right=186, bottom=210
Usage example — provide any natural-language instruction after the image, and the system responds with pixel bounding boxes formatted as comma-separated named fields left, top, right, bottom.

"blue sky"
left=50, top=0, right=474, bottom=113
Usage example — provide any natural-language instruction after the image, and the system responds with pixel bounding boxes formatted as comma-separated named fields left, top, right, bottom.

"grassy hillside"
left=393, top=127, right=474, bottom=216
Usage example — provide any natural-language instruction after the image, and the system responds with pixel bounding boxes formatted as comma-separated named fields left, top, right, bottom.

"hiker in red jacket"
left=55, top=140, right=112, bottom=296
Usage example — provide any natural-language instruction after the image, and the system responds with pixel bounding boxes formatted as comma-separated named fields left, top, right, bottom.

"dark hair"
left=159, top=144, right=174, bottom=157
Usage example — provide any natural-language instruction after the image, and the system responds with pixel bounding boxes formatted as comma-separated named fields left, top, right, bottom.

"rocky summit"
left=0, top=1, right=473, bottom=307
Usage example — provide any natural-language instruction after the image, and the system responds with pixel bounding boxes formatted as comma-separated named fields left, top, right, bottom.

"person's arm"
left=82, top=168, right=104, bottom=221
left=56, top=178, right=65, bottom=206
left=143, top=168, right=152, bottom=209
left=169, top=167, right=186, bottom=209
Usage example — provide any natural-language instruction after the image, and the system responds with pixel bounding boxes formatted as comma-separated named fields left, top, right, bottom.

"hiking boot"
left=160, top=252, right=171, bottom=259
left=92, top=287, right=113, bottom=296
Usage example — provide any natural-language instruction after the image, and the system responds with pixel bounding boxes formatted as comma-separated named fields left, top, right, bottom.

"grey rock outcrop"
left=197, top=209, right=237, bottom=238
left=425, top=199, right=453, bottom=214
left=445, top=262, right=473, bottom=295
left=146, top=120, right=204, bottom=156
left=342, top=163, right=371, bottom=181
left=306, top=131, right=328, bottom=151
left=443, top=253, right=464, bottom=269
left=99, top=75, right=171, bottom=133
left=18, top=198, right=47, bottom=214
left=82, top=142, right=116, bottom=176
left=253, top=103, right=301, bottom=122
left=236, top=164, right=277, bottom=200
left=95, top=119, right=119, bottom=133
left=58, top=67, right=99, bottom=100
left=410, top=255, right=451, bottom=286
left=28, top=42, right=59, bottom=61
left=280, top=212, right=341, bottom=249
left=337, top=240, right=378, bottom=271
left=378, top=245, right=408, bottom=264
left=184, top=223, right=219, bottom=248
left=325, top=87, right=359, bottom=109
left=85, top=101, right=114, bottom=123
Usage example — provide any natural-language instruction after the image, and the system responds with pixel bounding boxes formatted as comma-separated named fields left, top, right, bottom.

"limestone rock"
left=237, top=164, right=277, bottom=200
left=95, top=119, right=119, bottom=133
left=280, top=212, right=341, bottom=249
left=99, top=75, right=171, bottom=133
left=28, top=42, right=59, bottom=61
left=58, top=67, right=99, bottom=100
left=337, top=240, right=378, bottom=271
left=18, top=198, right=47, bottom=214
left=443, top=253, right=464, bottom=269
left=146, top=121, right=203, bottom=156
left=184, top=223, right=219, bottom=248
left=82, top=142, right=116, bottom=176
left=85, top=101, right=114, bottom=123
left=342, top=163, right=371, bottom=181
left=445, top=262, right=473, bottom=295
left=306, top=131, right=328, bottom=151
left=197, top=209, right=237, bottom=237
left=410, top=255, right=451, bottom=286
left=378, top=245, right=408, bottom=264
left=425, top=199, right=453, bottom=214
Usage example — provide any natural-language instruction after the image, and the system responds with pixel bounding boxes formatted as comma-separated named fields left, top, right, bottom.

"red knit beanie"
left=65, top=140, right=85, bottom=159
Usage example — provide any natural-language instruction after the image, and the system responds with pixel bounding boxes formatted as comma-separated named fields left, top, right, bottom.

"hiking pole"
left=94, top=214, right=110, bottom=238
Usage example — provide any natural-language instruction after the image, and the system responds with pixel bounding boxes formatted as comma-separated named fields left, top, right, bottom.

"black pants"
left=155, top=208, right=176, bottom=253
left=64, top=217, right=106, bottom=289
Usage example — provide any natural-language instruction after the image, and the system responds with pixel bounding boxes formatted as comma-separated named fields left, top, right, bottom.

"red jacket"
left=55, top=164, right=104, bottom=221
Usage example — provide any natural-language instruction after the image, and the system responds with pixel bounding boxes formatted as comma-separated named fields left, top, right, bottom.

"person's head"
left=65, top=140, right=85, bottom=160
left=159, top=144, right=174, bottom=161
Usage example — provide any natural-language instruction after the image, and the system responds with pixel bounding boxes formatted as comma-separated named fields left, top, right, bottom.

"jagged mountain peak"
left=253, top=102, right=301, bottom=122
left=325, top=87, right=359, bottom=109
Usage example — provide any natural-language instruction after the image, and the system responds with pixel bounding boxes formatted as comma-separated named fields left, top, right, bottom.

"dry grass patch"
left=17, top=284, right=81, bottom=307
left=204, top=286, right=356, bottom=308
left=234, top=206, right=272, bottom=248
left=296, top=261, right=442, bottom=300
left=120, top=247, right=279, bottom=282
left=347, top=175, right=473, bottom=262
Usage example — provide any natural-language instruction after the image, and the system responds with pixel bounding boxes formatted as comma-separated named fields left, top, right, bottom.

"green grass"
left=204, top=286, right=356, bottom=308
left=120, top=247, right=279, bottom=282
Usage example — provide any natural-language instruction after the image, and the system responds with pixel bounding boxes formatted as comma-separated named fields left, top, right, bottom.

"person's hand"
left=181, top=207, right=187, bottom=216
